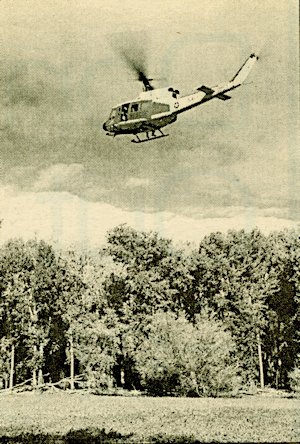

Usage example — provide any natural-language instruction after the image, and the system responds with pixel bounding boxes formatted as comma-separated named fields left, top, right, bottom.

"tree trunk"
left=32, top=344, right=37, bottom=387
left=38, top=343, right=44, bottom=386
left=70, top=334, right=75, bottom=390
left=275, top=319, right=281, bottom=389
left=257, top=331, right=264, bottom=389
left=9, top=343, right=15, bottom=390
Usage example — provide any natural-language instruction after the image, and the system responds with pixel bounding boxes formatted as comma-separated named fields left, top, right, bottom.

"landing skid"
left=131, top=130, right=168, bottom=143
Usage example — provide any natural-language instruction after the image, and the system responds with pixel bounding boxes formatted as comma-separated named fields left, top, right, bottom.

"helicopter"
left=103, top=52, right=259, bottom=143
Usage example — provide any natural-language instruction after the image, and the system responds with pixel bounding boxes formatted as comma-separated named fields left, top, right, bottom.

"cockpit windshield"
left=109, top=109, right=117, bottom=119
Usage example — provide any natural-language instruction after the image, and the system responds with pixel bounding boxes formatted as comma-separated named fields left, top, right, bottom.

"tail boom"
left=172, top=52, right=259, bottom=114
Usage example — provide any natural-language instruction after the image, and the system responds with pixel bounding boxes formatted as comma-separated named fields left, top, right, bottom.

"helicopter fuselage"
left=103, top=88, right=178, bottom=136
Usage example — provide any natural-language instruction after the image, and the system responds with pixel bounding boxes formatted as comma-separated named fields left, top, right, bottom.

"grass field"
left=0, top=392, right=299, bottom=443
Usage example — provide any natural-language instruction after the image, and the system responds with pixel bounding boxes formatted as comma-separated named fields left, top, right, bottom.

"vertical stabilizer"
left=231, top=53, right=259, bottom=86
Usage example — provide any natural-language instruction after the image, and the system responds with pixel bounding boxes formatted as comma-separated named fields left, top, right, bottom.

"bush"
left=288, top=367, right=300, bottom=392
left=134, top=310, right=241, bottom=397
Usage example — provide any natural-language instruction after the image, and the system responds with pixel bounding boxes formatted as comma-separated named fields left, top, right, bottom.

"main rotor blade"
left=109, top=32, right=154, bottom=91
left=119, top=50, right=154, bottom=91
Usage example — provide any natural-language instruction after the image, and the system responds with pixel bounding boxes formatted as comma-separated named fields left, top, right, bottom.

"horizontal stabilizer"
left=215, top=93, right=231, bottom=101
left=197, top=86, right=231, bottom=100
left=197, top=85, right=214, bottom=94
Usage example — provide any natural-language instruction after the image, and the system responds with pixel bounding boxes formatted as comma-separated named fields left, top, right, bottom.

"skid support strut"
left=132, top=129, right=168, bottom=143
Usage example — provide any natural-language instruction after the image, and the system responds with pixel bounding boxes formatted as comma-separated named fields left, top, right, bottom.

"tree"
left=196, top=229, right=279, bottom=386
left=104, top=225, right=200, bottom=388
left=58, top=250, right=123, bottom=389
left=0, top=337, right=12, bottom=389
left=263, top=229, right=300, bottom=388
left=74, top=309, right=120, bottom=389
left=0, top=239, right=68, bottom=387
left=56, top=250, right=88, bottom=389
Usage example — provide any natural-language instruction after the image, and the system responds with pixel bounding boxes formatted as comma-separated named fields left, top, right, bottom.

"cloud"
left=125, top=177, right=151, bottom=188
left=178, top=205, right=295, bottom=220
left=0, top=186, right=297, bottom=250
left=34, top=163, right=84, bottom=191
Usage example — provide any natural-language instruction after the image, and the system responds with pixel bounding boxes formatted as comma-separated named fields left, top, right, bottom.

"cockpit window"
left=109, top=109, right=117, bottom=119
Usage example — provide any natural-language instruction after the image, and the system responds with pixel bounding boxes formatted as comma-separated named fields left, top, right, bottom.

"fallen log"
left=0, top=377, right=32, bottom=393
left=0, top=373, right=84, bottom=394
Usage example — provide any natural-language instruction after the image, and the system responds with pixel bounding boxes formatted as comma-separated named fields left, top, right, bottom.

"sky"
left=0, top=0, right=299, bottom=248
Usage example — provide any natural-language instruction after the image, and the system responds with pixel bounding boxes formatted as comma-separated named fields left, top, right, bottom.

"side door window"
left=121, top=104, right=129, bottom=121
left=131, top=103, right=139, bottom=112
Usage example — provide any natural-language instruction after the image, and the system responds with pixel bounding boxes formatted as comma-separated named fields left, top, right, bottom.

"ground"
left=0, top=392, right=299, bottom=443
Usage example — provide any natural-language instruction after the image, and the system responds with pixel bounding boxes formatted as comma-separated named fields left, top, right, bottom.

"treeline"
left=0, top=225, right=299, bottom=396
